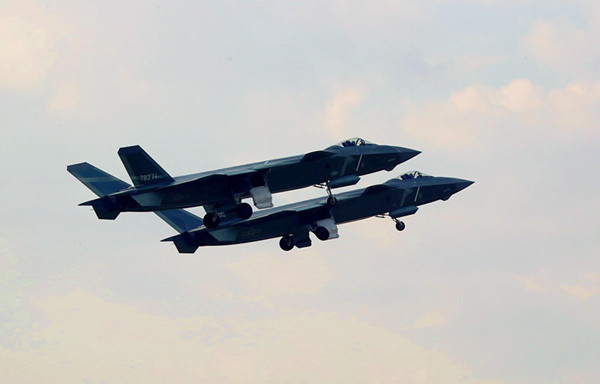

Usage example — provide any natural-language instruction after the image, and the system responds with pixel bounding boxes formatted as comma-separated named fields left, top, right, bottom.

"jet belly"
left=332, top=188, right=405, bottom=224
left=129, top=192, right=163, bottom=209
left=265, top=155, right=346, bottom=193
left=201, top=213, right=302, bottom=246
left=200, top=187, right=410, bottom=246
left=128, top=178, right=233, bottom=211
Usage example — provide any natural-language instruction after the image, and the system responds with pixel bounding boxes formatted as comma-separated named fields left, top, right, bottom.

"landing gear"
left=279, top=235, right=294, bottom=251
left=394, top=220, right=405, bottom=231
left=314, top=226, right=330, bottom=241
left=236, top=202, right=252, bottom=220
left=325, top=183, right=338, bottom=206
left=203, top=212, right=220, bottom=229
left=376, top=213, right=408, bottom=232
left=204, top=202, right=252, bottom=229
left=327, top=195, right=337, bottom=206
left=314, top=182, right=338, bottom=206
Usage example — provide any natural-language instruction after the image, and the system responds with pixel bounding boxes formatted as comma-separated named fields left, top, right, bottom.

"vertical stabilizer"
left=118, top=145, right=174, bottom=187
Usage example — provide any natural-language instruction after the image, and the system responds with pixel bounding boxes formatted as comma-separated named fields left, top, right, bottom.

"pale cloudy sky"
left=1, top=1, right=599, bottom=383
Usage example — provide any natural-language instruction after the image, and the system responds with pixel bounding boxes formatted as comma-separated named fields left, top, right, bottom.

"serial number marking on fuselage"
left=138, top=173, right=159, bottom=182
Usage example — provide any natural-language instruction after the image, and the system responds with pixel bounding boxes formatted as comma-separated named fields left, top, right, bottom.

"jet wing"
left=150, top=152, right=344, bottom=212
left=164, top=151, right=336, bottom=188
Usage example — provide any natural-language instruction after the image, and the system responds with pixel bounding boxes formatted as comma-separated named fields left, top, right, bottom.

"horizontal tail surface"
left=156, top=209, right=204, bottom=253
left=155, top=209, right=204, bottom=233
left=118, top=145, right=174, bottom=187
left=67, top=162, right=130, bottom=197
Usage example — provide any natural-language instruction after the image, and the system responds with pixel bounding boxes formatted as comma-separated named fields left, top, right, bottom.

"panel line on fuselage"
left=355, top=155, right=363, bottom=172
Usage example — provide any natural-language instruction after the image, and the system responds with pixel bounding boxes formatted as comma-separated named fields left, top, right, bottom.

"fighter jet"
left=156, top=171, right=473, bottom=253
left=67, top=138, right=419, bottom=228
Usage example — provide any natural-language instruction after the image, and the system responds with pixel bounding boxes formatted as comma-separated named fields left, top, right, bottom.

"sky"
left=1, top=0, right=599, bottom=383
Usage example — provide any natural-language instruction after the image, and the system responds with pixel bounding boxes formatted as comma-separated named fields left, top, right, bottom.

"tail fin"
left=67, top=162, right=131, bottom=220
left=67, top=162, right=130, bottom=197
left=155, top=209, right=204, bottom=233
left=118, top=145, right=174, bottom=187
left=156, top=209, right=204, bottom=254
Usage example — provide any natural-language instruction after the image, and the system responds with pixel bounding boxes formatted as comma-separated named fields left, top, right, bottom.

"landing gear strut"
left=376, top=213, right=407, bottom=232
left=314, top=182, right=338, bottom=206
left=325, top=183, right=337, bottom=206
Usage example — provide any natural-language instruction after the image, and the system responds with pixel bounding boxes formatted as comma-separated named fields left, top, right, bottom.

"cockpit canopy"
left=398, top=171, right=431, bottom=180
left=334, top=137, right=375, bottom=147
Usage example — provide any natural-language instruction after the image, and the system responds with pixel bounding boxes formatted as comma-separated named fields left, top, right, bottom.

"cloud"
left=524, top=19, right=595, bottom=74
left=515, top=272, right=600, bottom=301
left=546, top=81, right=600, bottom=135
left=515, top=275, right=547, bottom=293
left=401, top=78, right=600, bottom=150
left=412, top=310, right=449, bottom=329
left=47, top=81, right=80, bottom=112
left=323, top=88, right=365, bottom=139
left=0, top=1, right=69, bottom=90
left=560, top=273, right=600, bottom=301
left=0, top=290, right=506, bottom=384
left=452, top=54, right=505, bottom=73
left=225, top=251, right=333, bottom=302
left=113, top=68, right=155, bottom=105
left=0, top=238, right=35, bottom=347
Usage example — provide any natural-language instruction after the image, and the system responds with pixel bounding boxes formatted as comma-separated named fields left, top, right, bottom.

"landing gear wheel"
left=203, top=212, right=220, bottom=229
left=327, top=196, right=337, bottom=206
left=279, top=235, right=294, bottom=251
left=314, top=226, right=330, bottom=241
left=395, top=221, right=405, bottom=231
left=236, top=203, right=252, bottom=220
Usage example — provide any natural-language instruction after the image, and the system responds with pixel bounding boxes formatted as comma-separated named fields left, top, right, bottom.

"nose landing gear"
left=394, top=219, right=405, bottom=231
left=314, top=182, right=338, bottom=206
left=376, top=213, right=407, bottom=232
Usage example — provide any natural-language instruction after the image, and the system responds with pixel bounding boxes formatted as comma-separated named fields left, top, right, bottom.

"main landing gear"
left=279, top=235, right=294, bottom=251
left=203, top=202, right=253, bottom=229
left=203, top=212, right=220, bottom=229
left=236, top=202, right=253, bottom=220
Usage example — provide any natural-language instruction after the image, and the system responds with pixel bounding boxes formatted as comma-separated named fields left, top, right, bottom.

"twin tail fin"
left=118, top=145, right=174, bottom=187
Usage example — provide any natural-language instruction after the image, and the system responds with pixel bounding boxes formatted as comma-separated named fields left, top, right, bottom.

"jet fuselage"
left=164, top=174, right=473, bottom=252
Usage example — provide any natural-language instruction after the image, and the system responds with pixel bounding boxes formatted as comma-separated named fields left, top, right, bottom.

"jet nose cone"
left=455, top=179, right=474, bottom=192
left=396, top=147, right=421, bottom=162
